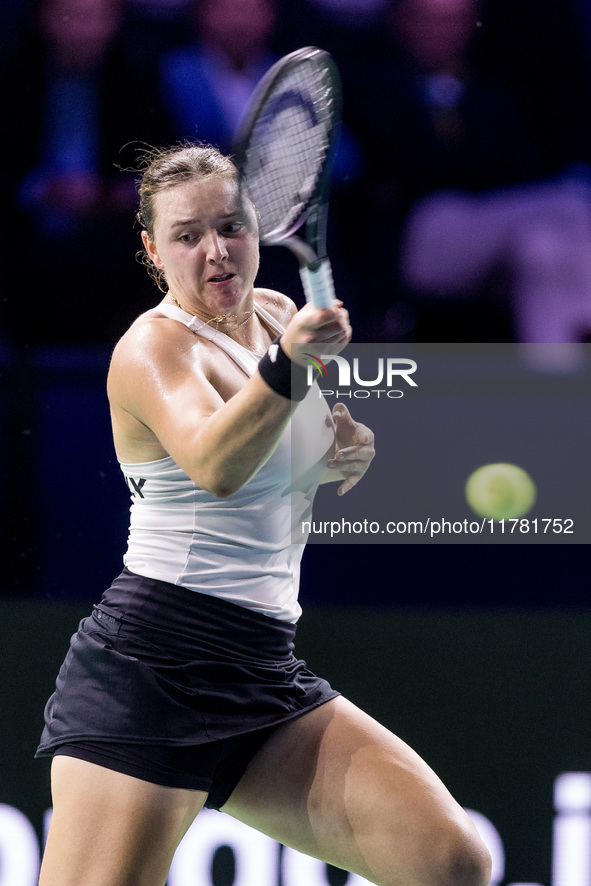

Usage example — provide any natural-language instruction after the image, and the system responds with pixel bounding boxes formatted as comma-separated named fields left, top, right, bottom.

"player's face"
left=143, top=176, right=260, bottom=317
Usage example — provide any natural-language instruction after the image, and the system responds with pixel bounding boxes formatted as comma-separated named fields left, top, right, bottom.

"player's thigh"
left=222, top=696, right=490, bottom=886
left=39, top=755, right=207, bottom=886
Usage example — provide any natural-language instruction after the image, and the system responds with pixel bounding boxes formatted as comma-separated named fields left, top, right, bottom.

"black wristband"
left=257, top=337, right=309, bottom=401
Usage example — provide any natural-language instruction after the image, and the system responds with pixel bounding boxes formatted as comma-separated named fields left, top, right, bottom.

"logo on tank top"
left=125, top=476, right=147, bottom=498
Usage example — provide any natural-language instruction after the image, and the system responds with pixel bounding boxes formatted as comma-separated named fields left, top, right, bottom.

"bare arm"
left=108, top=301, right=351, bottom=497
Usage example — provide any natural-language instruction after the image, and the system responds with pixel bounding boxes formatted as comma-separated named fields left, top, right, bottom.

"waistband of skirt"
left=94, top=568, right=297, bottom=660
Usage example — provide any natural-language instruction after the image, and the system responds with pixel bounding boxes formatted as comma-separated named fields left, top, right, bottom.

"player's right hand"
left=280, top=301, right=351, bottom=367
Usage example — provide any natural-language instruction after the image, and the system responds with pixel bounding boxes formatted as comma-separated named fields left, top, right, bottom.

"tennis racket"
left=233, top=46, right=342, bottom=309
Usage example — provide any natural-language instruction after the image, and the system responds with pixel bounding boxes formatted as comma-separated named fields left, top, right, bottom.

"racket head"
left=233, top=46, right=342, bottom=251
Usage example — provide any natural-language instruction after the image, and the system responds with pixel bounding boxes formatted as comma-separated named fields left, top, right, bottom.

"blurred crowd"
left=2, top=0, right=591, bottom=345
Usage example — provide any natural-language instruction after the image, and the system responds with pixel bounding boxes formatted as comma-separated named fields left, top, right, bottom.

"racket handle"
left=299, top=258, right=335, bottom=309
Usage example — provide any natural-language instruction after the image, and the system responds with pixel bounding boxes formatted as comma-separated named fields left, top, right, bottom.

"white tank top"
left=119, top=302, right=334, bottom=623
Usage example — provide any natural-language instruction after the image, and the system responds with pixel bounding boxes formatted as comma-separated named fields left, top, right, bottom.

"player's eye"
left=223, top=221, right=244, bottom=234
left=179, top=232, right=198, bottom=243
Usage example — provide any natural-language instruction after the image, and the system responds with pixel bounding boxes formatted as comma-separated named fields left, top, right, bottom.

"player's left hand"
left=326, top=404, right=375, bottom=496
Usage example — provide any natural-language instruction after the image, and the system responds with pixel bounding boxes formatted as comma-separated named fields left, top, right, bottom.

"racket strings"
left=243, top=62, right=335, bottom=241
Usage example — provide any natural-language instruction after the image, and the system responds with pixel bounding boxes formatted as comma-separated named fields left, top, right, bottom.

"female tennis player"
left=36, top=142, right=490, bottom=886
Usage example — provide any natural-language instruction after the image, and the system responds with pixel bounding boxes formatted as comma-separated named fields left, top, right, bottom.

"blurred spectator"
left=6, top=0, right=171, bottom=345
left=341, top=0, right=591, bottom=342
left=159, top=0, right=280, bottom=153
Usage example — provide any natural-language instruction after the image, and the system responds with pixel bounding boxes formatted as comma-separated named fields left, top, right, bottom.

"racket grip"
left=299, top=258, right=335, bottom=309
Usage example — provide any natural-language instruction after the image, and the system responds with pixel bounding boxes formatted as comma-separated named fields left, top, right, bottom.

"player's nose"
left=205, top=230, right=229, bottom=262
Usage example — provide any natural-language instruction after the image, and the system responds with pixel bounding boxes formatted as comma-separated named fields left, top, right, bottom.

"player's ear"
left=141, top=230, right=164, bottom=269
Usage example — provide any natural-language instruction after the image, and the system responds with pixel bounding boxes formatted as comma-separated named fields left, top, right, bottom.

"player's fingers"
left=319, top=327, right=351, bottom=344
left=327, top=451, right=372, bottom=472
left=332, top=403, right=354, bottom=424
left=308, top=304, right=349, bottom=329
left=336, top=473, right=362, bottom=496
left=312, top=321, right=350, bottom=342
left=355, top=426, right=374, bottom=447
left=333, top=410, right=374, bottom=448
left=332, top=446, right=372, bottom=461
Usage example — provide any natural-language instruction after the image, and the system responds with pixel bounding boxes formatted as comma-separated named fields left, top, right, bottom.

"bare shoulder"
left=107, top=308, right=226, bottom=462
left=110, top=310, right=183, bottom=377
left=108, top=309, right=208, bottom=407
left=255, top=287, right=298, bottom=327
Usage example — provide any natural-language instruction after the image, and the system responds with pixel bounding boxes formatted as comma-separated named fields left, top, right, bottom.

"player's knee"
left=428, top=818, right=491, bottom=886
left=372, top=813, right=490, bottom=886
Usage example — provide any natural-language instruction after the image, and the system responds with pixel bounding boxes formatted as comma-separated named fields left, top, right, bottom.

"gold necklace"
left=168, top=292, right=255, bottom=334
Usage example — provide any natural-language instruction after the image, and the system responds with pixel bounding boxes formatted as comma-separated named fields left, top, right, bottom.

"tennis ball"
left=465, top=463, right=536, bottom=521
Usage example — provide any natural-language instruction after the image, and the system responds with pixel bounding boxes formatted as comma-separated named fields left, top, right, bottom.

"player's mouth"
left=208, top=273, right=235, bottom=284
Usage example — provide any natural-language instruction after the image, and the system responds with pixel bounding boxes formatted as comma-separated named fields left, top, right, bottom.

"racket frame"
left=233, top=46, right=342, bottom=307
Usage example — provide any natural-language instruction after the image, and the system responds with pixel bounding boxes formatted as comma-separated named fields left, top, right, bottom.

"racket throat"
left=282, top=235, right=318, bottom=266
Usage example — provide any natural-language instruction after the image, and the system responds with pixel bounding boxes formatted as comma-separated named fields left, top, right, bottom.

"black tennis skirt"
left=37, top=568, right=339, bottom=755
